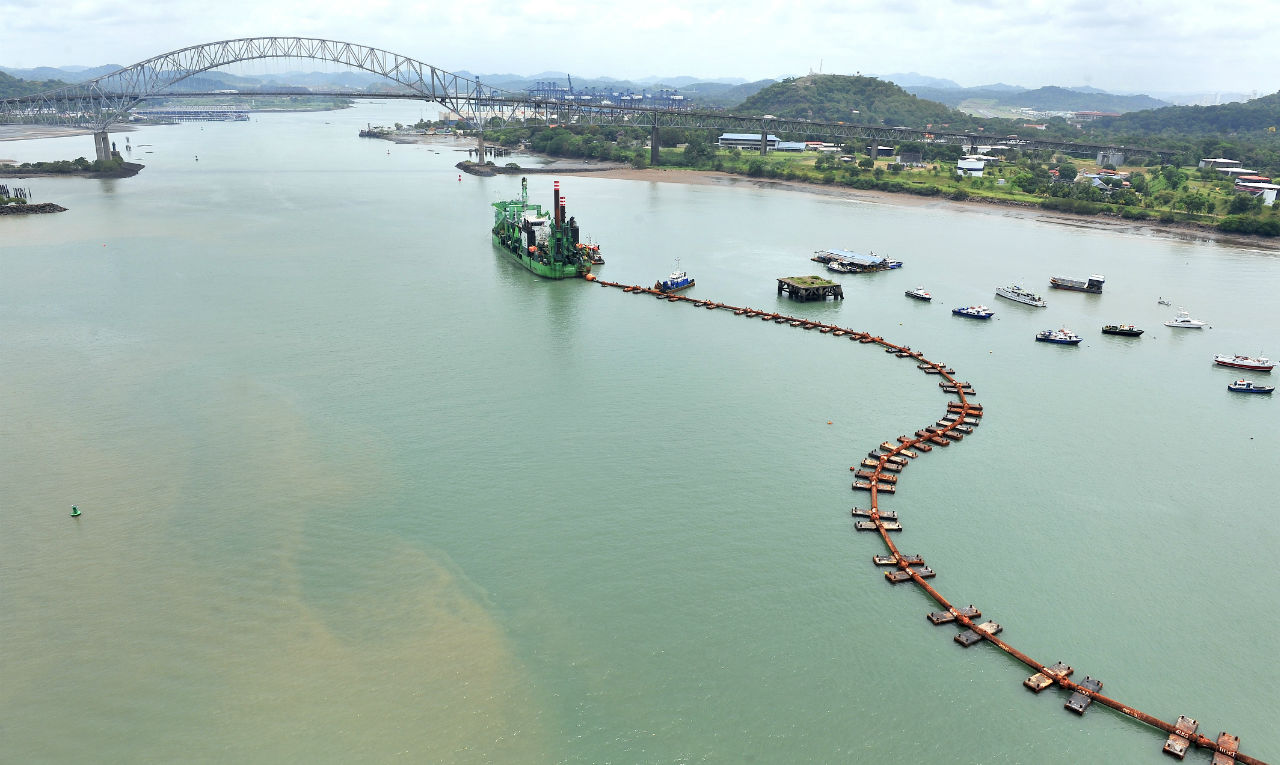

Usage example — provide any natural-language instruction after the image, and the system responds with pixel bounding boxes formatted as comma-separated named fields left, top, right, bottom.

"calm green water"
left=2, top=105, right=1278, bottom=764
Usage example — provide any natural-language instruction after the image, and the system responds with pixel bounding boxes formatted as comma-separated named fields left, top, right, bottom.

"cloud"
left=3, top=0, right=1279, bottom=94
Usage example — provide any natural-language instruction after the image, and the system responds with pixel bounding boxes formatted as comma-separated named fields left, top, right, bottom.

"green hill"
left=1102, top=91, right=1280, bottom=135
left=733, top=74, right=973, bottom=128
left=0, top=70, right=68, bottom=98
left=1013, top=86, right=1167, bottom=112
left=682, top=79, right=774, bottom=108
left=906, top=84, right=1167, bottom=113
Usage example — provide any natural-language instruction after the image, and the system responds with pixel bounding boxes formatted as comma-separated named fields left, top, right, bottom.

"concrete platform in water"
left=852, top=507, right=897, bottom=520
left=855, top=520, right=902, bottom=531
left=1065, top=676, right=1103, bottom=714
left=886, top=567, right=934, bottom=583
left=1211, top=732, right=1240, bottom=765
left=1024, top=662, right=1074, bottom=692
left=1163, top=715, right=1198, bottom=759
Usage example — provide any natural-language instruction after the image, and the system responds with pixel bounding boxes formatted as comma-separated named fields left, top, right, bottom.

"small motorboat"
left=1158, top=297, right=1172, bottom=305
left=905, top=287, right=932, bottom=301
left=1035, top=328, right=1083, bottom=345
left=1164, top=309, right=1206, bottom=329
left=952, top=305, right=994, bottom=319
left=1228, top=379, right=1274, bottom=394
left=1102, top=324, right=1144, bottom=337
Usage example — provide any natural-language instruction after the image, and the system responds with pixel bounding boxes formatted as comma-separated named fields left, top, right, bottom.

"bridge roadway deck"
left=587, top=274, right=1269, bottom=765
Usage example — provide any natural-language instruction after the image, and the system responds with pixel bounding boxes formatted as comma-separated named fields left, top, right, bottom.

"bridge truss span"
left=0, top=36, right=524, bottom=132
left=0, top=36, right=1170, bottom=164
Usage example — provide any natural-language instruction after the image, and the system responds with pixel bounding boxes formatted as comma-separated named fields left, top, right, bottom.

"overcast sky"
left=2, top=0, right=1276, bottom=97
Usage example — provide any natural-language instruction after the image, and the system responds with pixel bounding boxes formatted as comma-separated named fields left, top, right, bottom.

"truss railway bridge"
left=0, top=36, right=1167, bottom=166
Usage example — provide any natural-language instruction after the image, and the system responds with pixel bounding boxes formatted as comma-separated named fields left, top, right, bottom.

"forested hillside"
left=735, top=74, right=978, bottom=128
left=0, top=70, right=67, bottom=98
left=1101, top=92, right=1280, bottom=135
left=906, top=84, right=1166, bottom=113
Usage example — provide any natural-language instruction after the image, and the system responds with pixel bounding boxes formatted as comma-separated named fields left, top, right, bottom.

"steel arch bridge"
left=0, top=36, right=1170, bottom=164
left=0, top=36, right=535, bottom=159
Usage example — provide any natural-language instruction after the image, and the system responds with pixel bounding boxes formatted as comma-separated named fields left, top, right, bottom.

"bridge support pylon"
left=650, top=124, right=659, bottom=167
left=93, top=131, right=111, bottom=163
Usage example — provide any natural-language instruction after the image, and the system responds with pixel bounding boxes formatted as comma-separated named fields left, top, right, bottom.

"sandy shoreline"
left=552, top=166, right=1279, bottom=251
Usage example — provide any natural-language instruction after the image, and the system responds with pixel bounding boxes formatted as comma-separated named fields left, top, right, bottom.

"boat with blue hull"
left=952, top=305, right=994, bottom=319
left=655, top=260, right=695, bottom=293
left=1228, top=379, right=1274, bottom=394
left=1036, top=328, right=1083, bottom=345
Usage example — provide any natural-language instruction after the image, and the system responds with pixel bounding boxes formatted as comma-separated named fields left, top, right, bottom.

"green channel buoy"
left=70, top=505, right=81, bottom=517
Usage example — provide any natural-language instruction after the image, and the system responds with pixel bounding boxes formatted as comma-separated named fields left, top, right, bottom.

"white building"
left=1235, top=182, right=1280, bottom=205
left=718, top=133, right=779, bottom=150
left=956, top=157, right=985, bottom=177
left=1096, top=150, right=1125, bottom=167
left=1198, top=157, right=1242, bottom=170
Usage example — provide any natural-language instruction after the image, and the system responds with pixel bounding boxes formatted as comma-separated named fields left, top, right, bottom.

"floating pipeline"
left=584, top=273, right=1270, bottom=765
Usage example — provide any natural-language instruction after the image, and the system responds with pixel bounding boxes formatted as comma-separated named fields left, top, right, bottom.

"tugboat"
left=1035, top=328, right=1083, bottom=345
left=1213, top=354, right=1273, bottom=372
left=1164, top=308, right=1206, bottom=329
left=1050, top=274, right=1105, bottom=293
left=952, top=305, right=994, bottom=319
left=995, top=284, right=1047, bottom=307
left=1102, top=324, right=1144, bottom=337
left=905, top=287, right=932, bottom=301
left=654, top=259, right=695, bottom=293
left=1228, top=379, right=1274, bottom=394
left=491, top=178, right=595, bottom=279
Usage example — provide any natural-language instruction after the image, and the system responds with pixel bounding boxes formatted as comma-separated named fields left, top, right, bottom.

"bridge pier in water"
left=93, top=131, right=111, bottom=163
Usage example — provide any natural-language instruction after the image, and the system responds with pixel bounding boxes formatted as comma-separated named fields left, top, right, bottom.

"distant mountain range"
left=0, top=64, right=123, bottom=82
left=2, top=64, right=1255, bottom=116
left=903, top=83, right=1170, bottom=113
left=874, top=72, right=1252, bottom=111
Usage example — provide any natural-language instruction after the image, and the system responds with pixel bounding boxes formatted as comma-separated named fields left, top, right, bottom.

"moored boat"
left=995, top=284, right=1047, bottom=307
left=1214, top=354, right=1273, bottom=372
left=1228, top=379, right=1274, bottom=394
left=654, top=259, right=695, bottom=293
left=1050, top=274, right=1105, bottom=293
left=1035, top=328, right=1083, bottom=345
left=1164, top=309, right=1206, bottom=329
left=813, top=248, right=902, bottom=272
left=1102, top=324, right=1144, bottom=336
left=952, top=305, right=994, bottom=319
left=491, top=178, right=594, bottom=279
left=905, top=287, right=932, bottom=301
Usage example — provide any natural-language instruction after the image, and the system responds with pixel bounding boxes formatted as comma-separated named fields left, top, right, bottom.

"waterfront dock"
left=776, top=276, right=844, bottom=301
left=585, top=274, right=1270, bottom=765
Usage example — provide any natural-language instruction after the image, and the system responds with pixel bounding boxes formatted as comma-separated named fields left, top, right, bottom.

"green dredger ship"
left=492, top=177, right=600, bottom=279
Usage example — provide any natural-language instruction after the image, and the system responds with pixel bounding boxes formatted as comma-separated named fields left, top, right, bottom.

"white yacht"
left=1164, top=309, right=1206, bottom=329
left=995, top=284, right=1047, bottom=307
